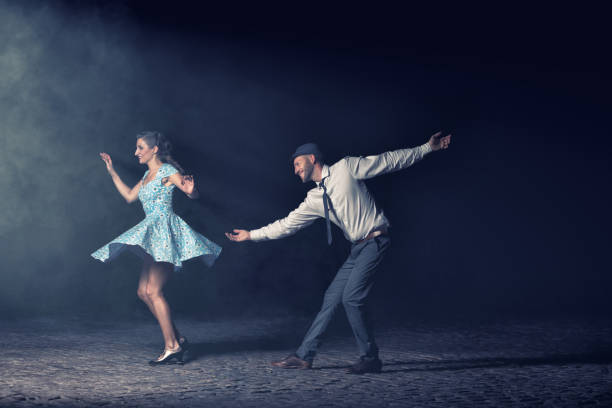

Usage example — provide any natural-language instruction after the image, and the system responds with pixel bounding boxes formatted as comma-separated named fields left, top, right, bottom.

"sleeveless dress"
left=91, top=163, right=221, bottom=270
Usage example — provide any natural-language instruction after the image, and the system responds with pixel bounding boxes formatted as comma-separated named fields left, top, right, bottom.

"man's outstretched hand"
left=428, top=131, right=452, bottom=151
left=225, top=229, right=251, bottom=242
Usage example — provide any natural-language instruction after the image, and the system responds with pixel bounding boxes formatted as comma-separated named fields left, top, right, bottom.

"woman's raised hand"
left=99, top=152, right=115, bottom=175
left=181, top=175, right=194, bottom=192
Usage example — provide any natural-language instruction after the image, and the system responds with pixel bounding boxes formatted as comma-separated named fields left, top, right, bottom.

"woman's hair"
left=136, top=131, right=184, bottom=174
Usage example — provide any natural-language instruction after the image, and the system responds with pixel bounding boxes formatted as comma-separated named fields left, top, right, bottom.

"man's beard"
left=301, top=161, right=314, bottom=183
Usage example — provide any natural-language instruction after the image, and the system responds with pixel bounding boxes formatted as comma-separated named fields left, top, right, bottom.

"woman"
left=91, top=131, right=222, bottom=365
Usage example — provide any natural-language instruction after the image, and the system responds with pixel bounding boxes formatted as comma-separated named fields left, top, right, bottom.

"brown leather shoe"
left=346, top=357, right=382, bottom=374
left=271, top=354, right=312, bottom=369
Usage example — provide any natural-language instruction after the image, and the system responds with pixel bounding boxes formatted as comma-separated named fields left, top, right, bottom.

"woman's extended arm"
left=165, top=173, right=199, bottom=199
left=99, top=152, right=142, bottom=203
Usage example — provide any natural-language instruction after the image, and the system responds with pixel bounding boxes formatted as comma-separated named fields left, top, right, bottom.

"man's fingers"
left=432, top=131, right=442, bottom=139
left=436, top=134, right=451, bottom=146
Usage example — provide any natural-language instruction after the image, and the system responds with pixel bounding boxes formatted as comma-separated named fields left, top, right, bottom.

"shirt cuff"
left=249, top=229, right=265, bottom=242
left=420, top=142, right=433, bottom=156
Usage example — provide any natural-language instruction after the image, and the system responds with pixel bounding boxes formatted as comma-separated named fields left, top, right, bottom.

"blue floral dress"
left=91, top=163, right=221, bottom=270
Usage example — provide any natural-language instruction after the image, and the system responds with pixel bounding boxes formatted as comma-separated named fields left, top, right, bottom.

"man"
left=226, top=131, right=451, bottom=374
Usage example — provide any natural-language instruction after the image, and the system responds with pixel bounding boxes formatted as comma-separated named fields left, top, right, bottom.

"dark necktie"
left=321, top=180, right=332, bottom=245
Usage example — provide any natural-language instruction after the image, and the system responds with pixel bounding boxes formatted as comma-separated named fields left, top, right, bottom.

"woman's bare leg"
left=137, top=258, right=183, bottom=343
left=137, top=257, right=157, bottom=316
left=145, top=261, right=179, bottom=350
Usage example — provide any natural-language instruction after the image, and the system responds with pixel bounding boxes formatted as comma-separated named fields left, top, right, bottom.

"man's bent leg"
left=342, top=236, right=390, bottom=360
left=295, top=256, right=356, bottom=362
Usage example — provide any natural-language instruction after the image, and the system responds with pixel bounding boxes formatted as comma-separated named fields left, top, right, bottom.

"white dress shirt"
left=250, top=143, right=433, bottom=243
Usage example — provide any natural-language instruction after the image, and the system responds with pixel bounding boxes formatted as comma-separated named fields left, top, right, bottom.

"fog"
left=0, top=1, right=609, bottom=322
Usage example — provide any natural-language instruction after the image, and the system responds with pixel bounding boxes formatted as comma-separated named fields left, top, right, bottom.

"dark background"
left=0, top=0, right=610, bottom=323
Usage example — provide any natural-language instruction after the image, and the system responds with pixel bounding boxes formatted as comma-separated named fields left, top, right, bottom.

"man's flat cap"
left=291, top=143, right=323, bottom=160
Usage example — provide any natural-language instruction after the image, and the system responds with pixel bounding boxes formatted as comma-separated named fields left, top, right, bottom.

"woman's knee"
left=145, top=286, right=164, bottom=301
left=137, top=287, right=149, bottom=302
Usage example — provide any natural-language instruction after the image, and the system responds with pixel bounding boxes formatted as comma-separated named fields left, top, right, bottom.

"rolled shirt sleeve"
left=344, top=143, right=432, bottom=180
left=250, top=194, right=321, bottom=241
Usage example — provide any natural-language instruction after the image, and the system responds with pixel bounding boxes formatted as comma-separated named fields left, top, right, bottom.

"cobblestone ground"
left=1, top=316, right=611, bottom=407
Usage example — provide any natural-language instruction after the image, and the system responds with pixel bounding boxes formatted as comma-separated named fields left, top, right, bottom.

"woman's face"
left=135, top=138, right=157, bottom=164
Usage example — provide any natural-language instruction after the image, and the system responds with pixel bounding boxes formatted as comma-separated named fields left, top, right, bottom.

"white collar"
left=316, top=164, right=330, bottom=188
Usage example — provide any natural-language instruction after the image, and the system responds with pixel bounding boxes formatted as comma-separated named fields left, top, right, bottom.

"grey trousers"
left=296, top=235, right=391, bottom=362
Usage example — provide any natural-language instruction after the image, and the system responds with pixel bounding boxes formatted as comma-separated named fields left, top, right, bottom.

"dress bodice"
left=138, top=163, right=178, bottom=217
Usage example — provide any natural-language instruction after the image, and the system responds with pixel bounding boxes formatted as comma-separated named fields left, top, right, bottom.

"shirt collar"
left=316, top=164, right=330, bottom=188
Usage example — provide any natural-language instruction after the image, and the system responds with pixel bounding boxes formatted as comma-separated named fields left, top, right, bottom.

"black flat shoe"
left=149, top=346, right=184, bottom=366
left=346, top=357, right=382, bottom=374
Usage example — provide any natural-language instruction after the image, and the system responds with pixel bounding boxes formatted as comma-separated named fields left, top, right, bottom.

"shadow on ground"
left=184, top=333, right=304, bottom=363
left=379, top=350, right=612, bottom=374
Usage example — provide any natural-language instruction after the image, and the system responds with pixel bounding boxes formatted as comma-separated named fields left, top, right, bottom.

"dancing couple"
left=92, top=130, right=451, bottom=373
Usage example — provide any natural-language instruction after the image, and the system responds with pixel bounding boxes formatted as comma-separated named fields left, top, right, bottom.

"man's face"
left=293, top=155, right=315, bottom=183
